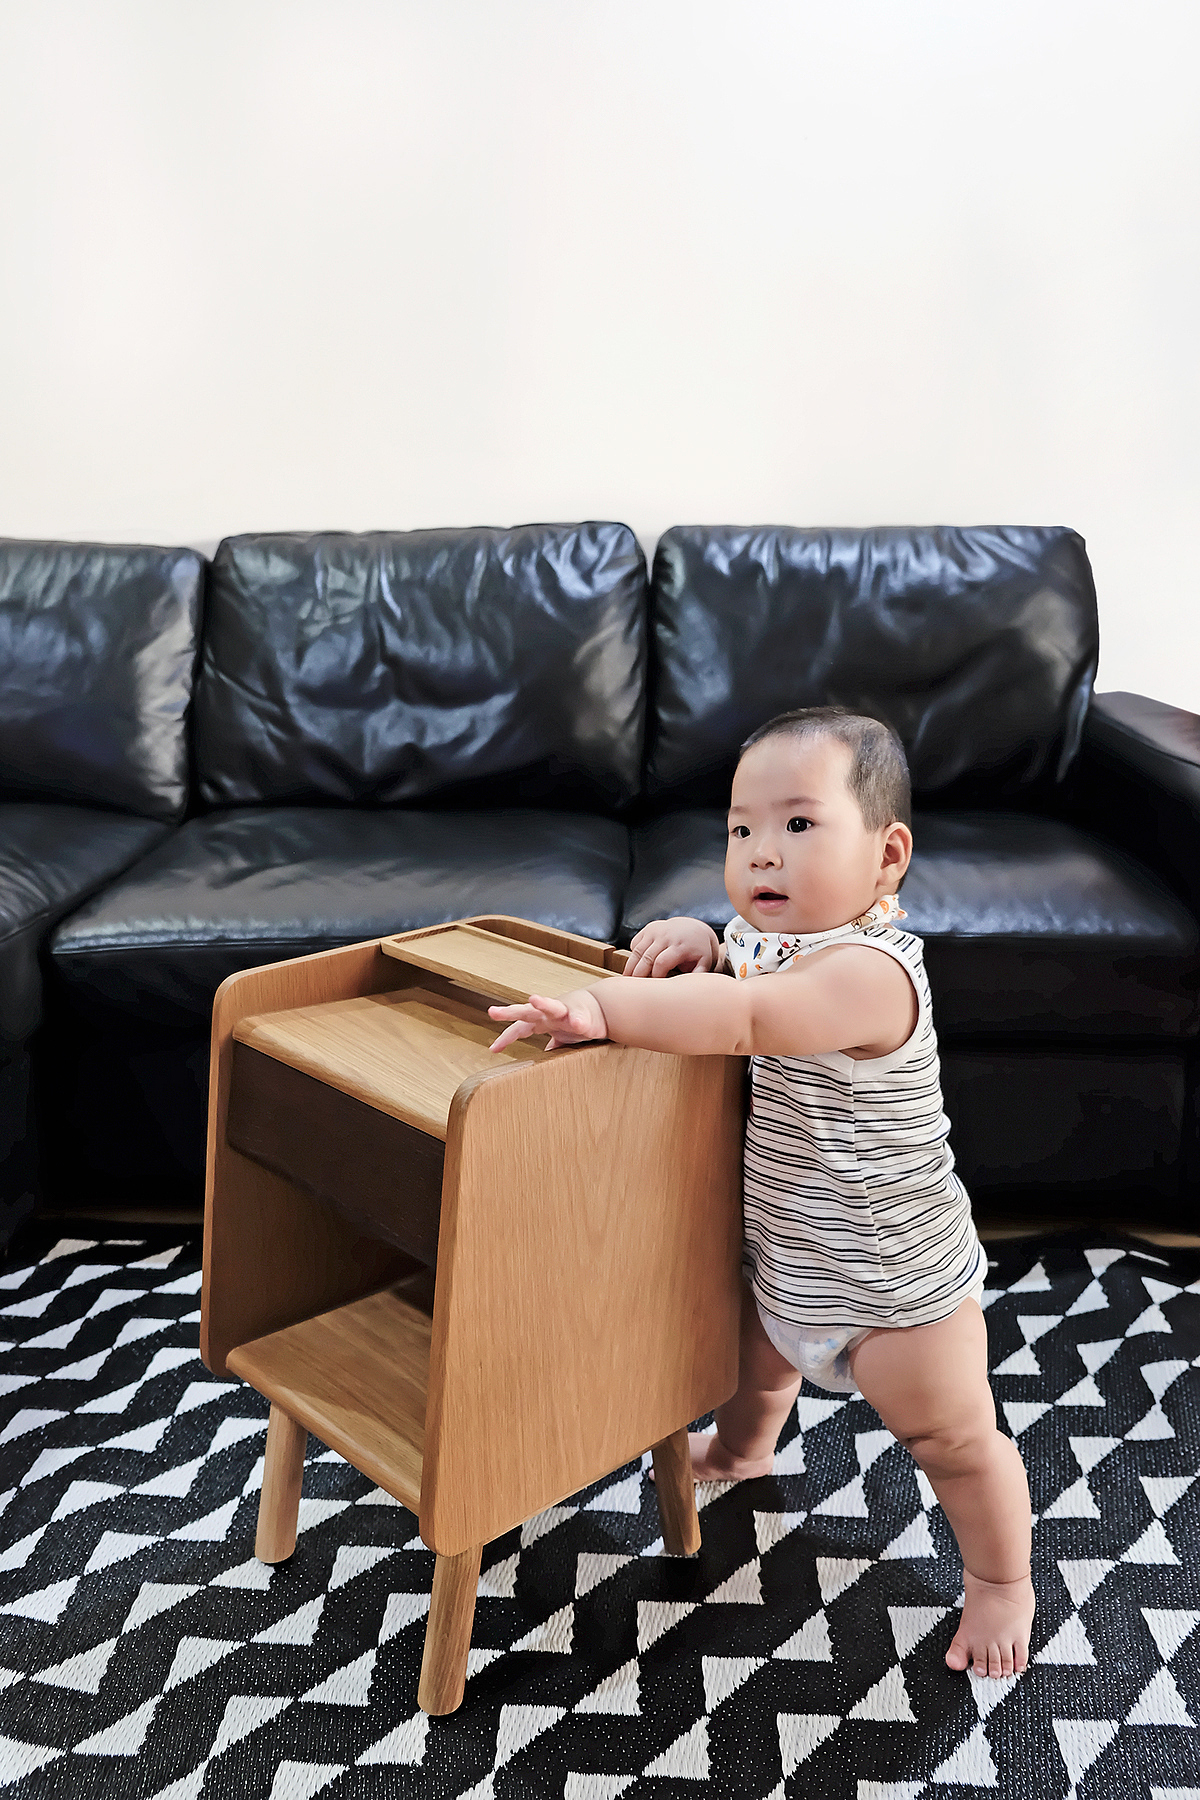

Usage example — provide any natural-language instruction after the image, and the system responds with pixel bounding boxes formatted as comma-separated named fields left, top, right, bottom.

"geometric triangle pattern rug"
left=1, top=1223, right=1198, bottom=1799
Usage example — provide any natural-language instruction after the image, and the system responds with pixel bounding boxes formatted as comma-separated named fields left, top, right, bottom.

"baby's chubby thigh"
left=845, top=1297, right=997, bottom=1470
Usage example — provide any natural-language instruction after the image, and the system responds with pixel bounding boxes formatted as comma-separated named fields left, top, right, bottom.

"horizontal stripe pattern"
left=732, top=920, right=986, bottom=1330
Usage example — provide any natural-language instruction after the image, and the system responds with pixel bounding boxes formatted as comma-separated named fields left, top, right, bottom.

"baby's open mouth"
left=753, top=891, right=788, bottom=905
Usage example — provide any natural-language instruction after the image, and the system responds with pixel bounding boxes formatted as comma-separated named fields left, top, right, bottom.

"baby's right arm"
left=625, top=916, right=726, bottom=979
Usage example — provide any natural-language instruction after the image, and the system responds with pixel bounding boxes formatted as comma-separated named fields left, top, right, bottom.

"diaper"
left=756, top=1278, right=987, bottom=1396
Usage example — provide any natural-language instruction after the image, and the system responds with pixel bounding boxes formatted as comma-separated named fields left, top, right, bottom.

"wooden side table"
left=201, top=915, right=744, bottom=1713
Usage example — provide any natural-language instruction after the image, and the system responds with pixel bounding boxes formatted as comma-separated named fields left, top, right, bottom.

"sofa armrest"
left=1072, top=692, right=1200, bottom=903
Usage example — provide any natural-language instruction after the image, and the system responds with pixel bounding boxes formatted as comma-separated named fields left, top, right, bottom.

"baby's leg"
left=688, top=1279, right=803, bottom=1479
left=848, top=1300, right=1033, bottom=1678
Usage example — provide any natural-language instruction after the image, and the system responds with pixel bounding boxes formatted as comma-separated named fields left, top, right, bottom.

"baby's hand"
left=626, top=917, right=722, bottom=978
left=488, top=989, right=609, bottom=1053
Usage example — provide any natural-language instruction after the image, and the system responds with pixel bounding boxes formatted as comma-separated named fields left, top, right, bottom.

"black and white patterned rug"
left=1, top=1224, right=1198, bottom=1799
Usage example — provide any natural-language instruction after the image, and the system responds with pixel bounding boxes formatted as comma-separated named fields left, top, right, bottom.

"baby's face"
left=724, top=734, right=909, bottom=936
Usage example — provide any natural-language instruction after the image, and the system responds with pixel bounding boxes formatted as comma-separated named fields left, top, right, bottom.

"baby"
left=489, top=706, right=1034, bottom=1679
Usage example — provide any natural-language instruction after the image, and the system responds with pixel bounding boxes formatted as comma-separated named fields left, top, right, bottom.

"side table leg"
left=418, top=1542, right=484, bottom=1715
left=255, top=1404, right=307, bottom=1563
left=652, top=1427, right=702, bottom=1556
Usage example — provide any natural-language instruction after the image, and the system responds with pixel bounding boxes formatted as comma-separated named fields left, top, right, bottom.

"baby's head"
left=724, top=707, right=913, bottom=936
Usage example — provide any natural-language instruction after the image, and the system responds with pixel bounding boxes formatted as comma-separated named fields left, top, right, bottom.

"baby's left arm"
left=489, top=943, right=915, bottom=1060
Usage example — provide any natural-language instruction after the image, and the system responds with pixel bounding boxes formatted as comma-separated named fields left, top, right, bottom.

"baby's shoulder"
left=860, top=922, right=925, bottom=961
left=809, top=933, right=916, bottom=983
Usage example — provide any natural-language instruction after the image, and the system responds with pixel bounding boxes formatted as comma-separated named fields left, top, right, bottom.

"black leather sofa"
left=3, top=522, right=1198, bottom=1251
left=1, top=540, right=205, bottom=1248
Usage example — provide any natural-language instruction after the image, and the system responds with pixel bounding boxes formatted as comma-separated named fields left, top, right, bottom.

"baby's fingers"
left=626, top=939, right=669, bottom=977
left=487, top=996, right=563, bottom=1023
left=651, top=943, right=694, bottom=977
left=527, top=994, right=568, bottom=1016
left=488, top=1019, right=534, bottom=1051
left=488, top=995, right=567, bottom=1053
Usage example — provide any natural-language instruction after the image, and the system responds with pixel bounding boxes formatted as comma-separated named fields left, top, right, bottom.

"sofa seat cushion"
left=0, top=804, right=169, bottom=1042
left=621, top=809, right=1200, bottom=1040
left=51, top=807, right=632, bottom=1025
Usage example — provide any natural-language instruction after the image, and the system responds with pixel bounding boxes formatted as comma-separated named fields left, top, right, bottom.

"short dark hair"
left=738, top=706, right=911, bottom=830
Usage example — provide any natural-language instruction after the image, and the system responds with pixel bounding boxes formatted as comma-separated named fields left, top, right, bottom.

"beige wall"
left=1, top=1, right=1196, bottom=706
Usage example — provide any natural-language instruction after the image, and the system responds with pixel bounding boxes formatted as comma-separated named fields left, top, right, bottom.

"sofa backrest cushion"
left=644, top=525, right=1098, bottom=808
left=194, top=525, right=647, bottom=812
left=0, top=540, right=204, bottom=821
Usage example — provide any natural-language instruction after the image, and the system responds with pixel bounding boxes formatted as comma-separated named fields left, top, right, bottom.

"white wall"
left=1, top=0, right=1197, bottom=706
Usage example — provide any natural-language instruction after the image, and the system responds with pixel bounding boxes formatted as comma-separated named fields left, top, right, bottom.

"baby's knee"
left=901, top=1414, right=997, bottom=1481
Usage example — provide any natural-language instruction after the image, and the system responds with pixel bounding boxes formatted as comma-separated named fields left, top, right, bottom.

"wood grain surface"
left=650, top=1427, right=703, bottom=1556
left=418, top=1543, right=484, bottom=1715
left=421, top=1040, right=745, bottom=1554
left=462, top=914, right=631, bottom=975
left=228, top=1286, right=432, bottom=1512
left=462, top=915, right=614, bottom=968
left=380, top=923, right=619, bottom=1004
left=234, top=986, right=541, bottom=1140
left=202, top=922, right=608, bottom=1373
left=202, top=940, right=423, bottom=1377
left=225, top=1042, right=445, bottom=1261
left=254, top=1405, right=308, bottom=1562
left=205, top=919, right=744, bottom=1578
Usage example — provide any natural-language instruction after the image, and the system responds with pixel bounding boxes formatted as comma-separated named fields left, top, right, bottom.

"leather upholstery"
left=644, top=526, right=1098, bottom=810
left=8, top=521, right=1200, bottom=1234
left=34, top=999, right=211, bottom=1210
left=1, top=1044, right=37, bottom=1243
left=621, top=808, right=1200, bottom=1039
left=1070, top=691, right=1200, bottom=905
left=194, top=526, right=647, bottom=813
left=0, top=804, right=168, bottom=1042
left=51, top=806, right=631, bottom=1024
left=941, top=1046, right=1184, bottom=1203
left=0, top=540, right=203, bottom=821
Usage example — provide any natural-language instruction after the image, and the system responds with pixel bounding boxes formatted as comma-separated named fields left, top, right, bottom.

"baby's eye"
left=786, top=817, right=811, bottom=833
left=731, top=824, right=750, bottom=838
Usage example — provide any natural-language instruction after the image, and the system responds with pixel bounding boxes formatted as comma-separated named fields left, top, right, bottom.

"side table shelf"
left=227, top=1279, right=433, bottom=1518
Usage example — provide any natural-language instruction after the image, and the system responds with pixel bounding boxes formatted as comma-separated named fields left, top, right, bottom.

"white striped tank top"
left=724, top=901, right=986, bottom=1331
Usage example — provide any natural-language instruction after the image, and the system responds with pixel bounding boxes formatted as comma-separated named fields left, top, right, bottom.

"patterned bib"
left=724, top=894, right=907, bottom=980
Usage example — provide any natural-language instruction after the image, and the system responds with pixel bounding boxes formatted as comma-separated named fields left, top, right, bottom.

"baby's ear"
left=881, top=821, right=913, bottom=878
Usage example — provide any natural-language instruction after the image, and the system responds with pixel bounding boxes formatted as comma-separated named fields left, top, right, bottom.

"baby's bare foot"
left=946, top=1570, right=1035, bottom=1677
left=685, top=1429, right=774, bottom=1482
